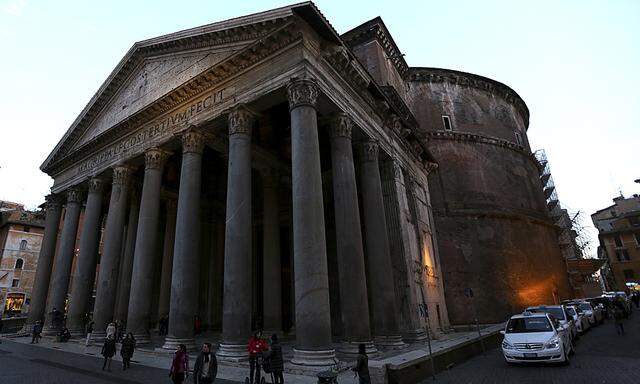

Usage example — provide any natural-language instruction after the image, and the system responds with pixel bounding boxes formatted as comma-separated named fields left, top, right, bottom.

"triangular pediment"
left=42, top=2, right=341, bottom=174
left=73, top=46, right=241, bottom=149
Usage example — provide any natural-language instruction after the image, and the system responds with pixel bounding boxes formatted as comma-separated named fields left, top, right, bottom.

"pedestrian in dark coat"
left=266, top=334, right=284, bottom=384
left=193, top=342, right=217, bottom=384
left=352, top=343, right=370, bottom=384
left=31, top=321, right=43, bottom=344
left=120, top=332, right=136, bottom=370
left=613, top=306, right=625, bottom=335
left=169, top=344, right=189, bottom=384
left=101, top=336, right=117, bottom=371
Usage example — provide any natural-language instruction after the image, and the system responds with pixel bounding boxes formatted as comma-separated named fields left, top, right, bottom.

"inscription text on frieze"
left=78, top=89, right=225, bottom=173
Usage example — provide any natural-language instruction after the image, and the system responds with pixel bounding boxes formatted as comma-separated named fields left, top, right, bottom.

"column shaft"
left=288, top=78, right=334, bottom=366
left=163, top=131, right=204, bottom=350
left=359, top=141, right=403, bottom=345
left=329, top=114, right=374, bottom=353
left=67, top=178, right=105, bottom=335
left=127, top=149, right=169, bottom=344
left=217, top=106, right=253, bottom=361
left=25, top=195, right=62, bottom=329
left=113, top=187, right=140, bottom=323
left=262, top=170, right=282, bottom=334
left=92, top=167, right=131, bottom=340
left=43, top=189, right=83, bottom=334
left=157, top=200, right=177, bottom=320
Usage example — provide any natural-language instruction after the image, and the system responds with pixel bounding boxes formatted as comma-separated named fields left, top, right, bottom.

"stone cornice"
left=424, top=130, right=526, bottom=153
left=45, top=20, right=302, bottom=176
left=409, top=67, right=530, bottom=128
left=341, top=17, right=409, bottom=78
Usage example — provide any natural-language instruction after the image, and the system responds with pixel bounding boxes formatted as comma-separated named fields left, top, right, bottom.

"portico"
left=31, top=3, right=446, bottom=366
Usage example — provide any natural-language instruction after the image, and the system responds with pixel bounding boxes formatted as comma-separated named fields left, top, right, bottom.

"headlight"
left=545, top=337, right=560, bottom=349
left=502, top=340, right=514, bottom=350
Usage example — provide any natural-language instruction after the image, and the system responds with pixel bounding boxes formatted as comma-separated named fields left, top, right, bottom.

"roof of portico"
left=41, top=2, right=340, bottom=174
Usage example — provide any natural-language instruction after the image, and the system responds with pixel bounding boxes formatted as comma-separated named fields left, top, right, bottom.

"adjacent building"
left=592, top=194, right=640, bottom=292
left=0, top=201, right=45, bottom=317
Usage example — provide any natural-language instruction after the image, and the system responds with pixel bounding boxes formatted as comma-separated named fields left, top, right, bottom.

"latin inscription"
left=78, top=89, right=225, bottom=173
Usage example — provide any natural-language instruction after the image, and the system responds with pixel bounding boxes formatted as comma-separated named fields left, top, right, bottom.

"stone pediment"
left=74, top=47, right=239, bottom=149
left=42, top=2, right=341, bottom=174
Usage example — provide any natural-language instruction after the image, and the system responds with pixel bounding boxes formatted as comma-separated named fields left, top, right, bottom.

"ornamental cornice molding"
left=409, top=67, right=530, bottom=128
left=46, top=20, right=301, bottom=176
left=424, top=130, right=526, bottom=153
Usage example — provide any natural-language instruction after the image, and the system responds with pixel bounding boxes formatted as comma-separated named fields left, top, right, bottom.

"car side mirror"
left=500, top=330, right=505, bottom=335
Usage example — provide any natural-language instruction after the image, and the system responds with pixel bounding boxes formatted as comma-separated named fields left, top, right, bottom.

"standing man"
left=247, top=331, right=268, bottom=384
left=31, top=321, right=43, bottom=344
left=193, top=342, right=217, bottom=384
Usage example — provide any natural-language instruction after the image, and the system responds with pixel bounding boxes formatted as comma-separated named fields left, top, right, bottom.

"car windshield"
left=566, top=307, right=577, bottom=316
left=506, top=317, right=553, bottom=333
left=530, top=307, right=564, bottom=320
left=579, top=303, right=592, bottom=311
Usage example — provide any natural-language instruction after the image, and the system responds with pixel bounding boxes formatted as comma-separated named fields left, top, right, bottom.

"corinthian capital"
left=44, top=194, right=62, bottom=210
left=359, top=140, right=379, bottom=163
left=144, top=148, right=171, bottom=170
left=66, top=188, right=83, bottom=204
left=228, top=105, right=254, bottom=136
left=287, top=78, right=319, bottom=110
left=182, top=130, right=205, bottom=154
left=112, top=166, right=133, bottom=186
left=329, top=113, right=353, bottom=140
left=88, top=177, right=105, bottom=194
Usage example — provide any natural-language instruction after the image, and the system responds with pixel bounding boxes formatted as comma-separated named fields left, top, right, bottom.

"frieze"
left=77, top=89, right=225, bottom=175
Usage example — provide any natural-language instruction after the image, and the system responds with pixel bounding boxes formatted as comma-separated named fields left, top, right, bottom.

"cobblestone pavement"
left=0, top=338, right=239, bottom=384
left=425, top=313, right=640, bottom=384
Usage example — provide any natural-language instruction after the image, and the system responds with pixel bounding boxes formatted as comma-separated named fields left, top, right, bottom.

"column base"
left=68, top=327, right=85, bottom=338
left=402, top=328, right=427, bottom=343
left=338, top=340, right=377, bottom=355
left=41, top=325, right=61, bottom=336
left=374, top=335, right=407, bottom=349
left=162, top=336, right=197, bottom=351
left=133, top=332, right=152, bottom=345
left=291, top=348, right=336, bottom=366
left=216, top=343, right=249, bottom=362
left=91, top=330, right=107, bottom=343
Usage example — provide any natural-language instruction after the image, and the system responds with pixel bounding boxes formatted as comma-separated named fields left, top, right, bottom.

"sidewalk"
left=2, top=325, right=504, bottom=384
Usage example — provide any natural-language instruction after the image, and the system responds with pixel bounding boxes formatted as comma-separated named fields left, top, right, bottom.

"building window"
left=623, top=269, right=635, bottom=280
left=14, top=259, right=23, bottom=269
left=19, top=240, right=27, bottom=250
left=614, top=236, right=623, bottom=247
left=23, top=226, right=30, bottom=233
left=515, top=132, right=523, bottom=145
left=442, top=115, right=452, bottom=131
left=616, top=249, right=631, bottom=262
left=11, top=279, right=19, bottom=288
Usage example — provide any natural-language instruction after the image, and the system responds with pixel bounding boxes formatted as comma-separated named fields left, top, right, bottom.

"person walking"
left=85, top=320, right=94, bottom=346
left=193, top=342, right=217, bottom=384
left=613, top=306, right=625, bottom=335
left=31, top=321, right=43, bottom=344
left=265, top=334, right=284, bottom=384
left=169, top=344, right=189, bottom=384
left=352, top=343, right=371, bottom=384
left=101, top=335, right=117, bottom=371
left=248, top=331, right=268, bottom=384
left=159, top=315, right=169, bottom=336
left=120, top=332, right=136, bottom=370
left=106, top=322, right=116, bottom=339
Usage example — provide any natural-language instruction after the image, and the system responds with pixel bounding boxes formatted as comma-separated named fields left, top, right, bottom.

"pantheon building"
left=28, top=2, right=569, bottom=365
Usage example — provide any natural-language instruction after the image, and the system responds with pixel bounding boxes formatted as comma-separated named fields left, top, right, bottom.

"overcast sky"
left=0, top=0, right=638, bottom=254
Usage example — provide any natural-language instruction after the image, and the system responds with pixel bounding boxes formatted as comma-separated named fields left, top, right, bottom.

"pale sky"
left=0, top=0, right=638, bottom=254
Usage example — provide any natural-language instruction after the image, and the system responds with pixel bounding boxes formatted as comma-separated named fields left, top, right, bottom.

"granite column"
left=127, top=148, right=170, bottom=344
left=217, top=106, right=254, bottom=361
left=262, top=169, right=282, bottom=335
left=92, top=166, right=132, bottom=341
left=157, top=199, right=177, bottom=321
left=288, top=78, right=334, bottom=365
left=163, top=130, right=204, bottom=350
left=359, top=141, right=404, bottom=347
left=67, top=178, right=105, bottom=336
left=328, top=114, right=375, bottom=354
left=43, top=188, right=83, bottom=335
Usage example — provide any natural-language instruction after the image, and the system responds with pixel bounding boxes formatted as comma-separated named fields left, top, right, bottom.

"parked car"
left=501, top=311, right=573, bottom=365
left=586, top=297, right=611, bottom=319
left=565, top=305, right=590, bottom=334
left=526, top=305, right=577, bottom=342
left=564, top=301, right=603, bottom=326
